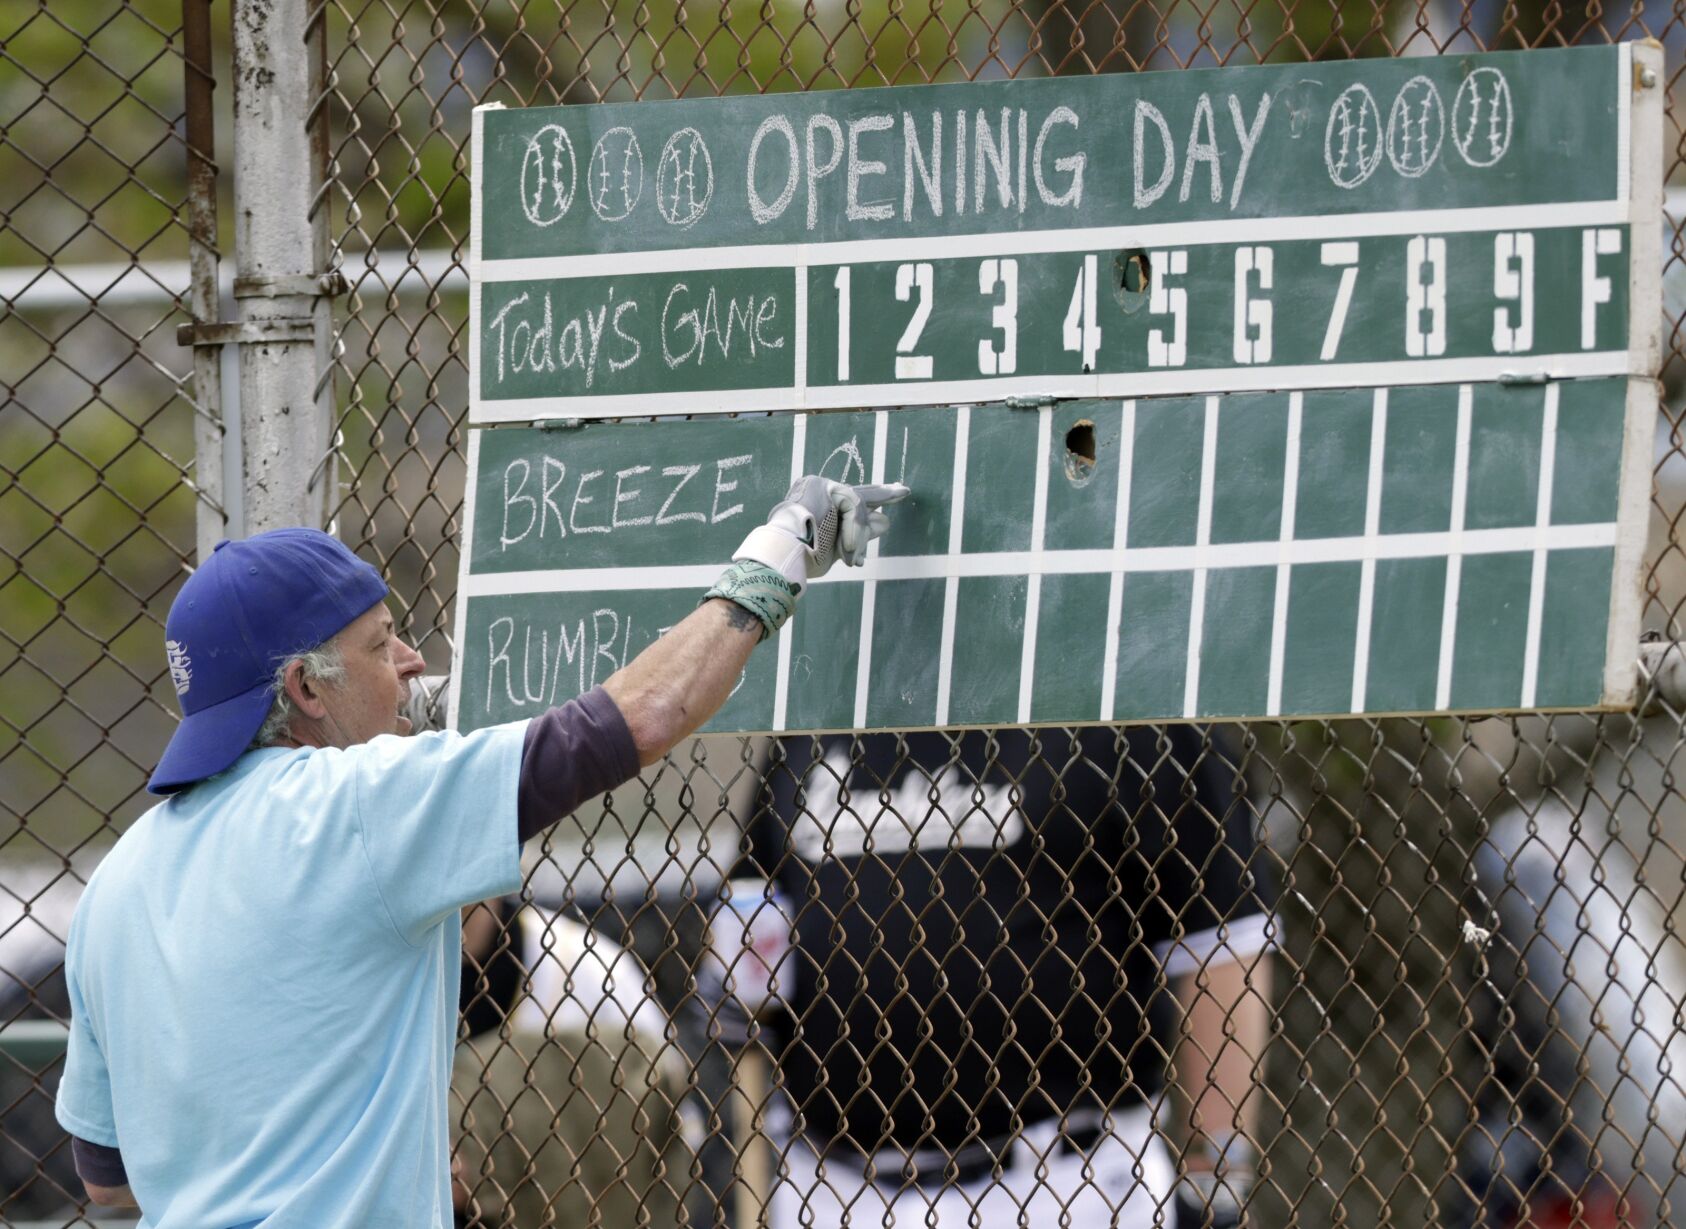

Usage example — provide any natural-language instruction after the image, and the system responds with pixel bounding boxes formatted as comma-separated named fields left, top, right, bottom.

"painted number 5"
left=1147, top=249, right=1187, bottom=368
left=978, top=258, right=1018, bottom=375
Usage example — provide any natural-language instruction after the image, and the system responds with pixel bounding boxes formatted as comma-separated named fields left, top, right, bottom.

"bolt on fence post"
left=226, top=0, right=336, bottom=534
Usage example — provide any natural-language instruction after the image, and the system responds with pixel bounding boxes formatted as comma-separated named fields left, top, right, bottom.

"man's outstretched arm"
left=603, top=598, right=763, bottom=767
left=602, top=476, right=907, bottom=767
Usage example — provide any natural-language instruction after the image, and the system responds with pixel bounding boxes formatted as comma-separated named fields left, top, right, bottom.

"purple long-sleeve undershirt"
left=518, top=686, right=640, bottom=843
left=71, top=689, right=641, bottom=1194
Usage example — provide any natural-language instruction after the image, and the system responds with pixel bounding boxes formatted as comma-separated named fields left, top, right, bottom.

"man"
left=54, top=476, right=905, bottom=1228
left=741, top=726, right=1273, bottom=1229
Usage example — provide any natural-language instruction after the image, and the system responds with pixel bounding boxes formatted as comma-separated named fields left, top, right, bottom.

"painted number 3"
left=978, top=258, right=1018, bottom=375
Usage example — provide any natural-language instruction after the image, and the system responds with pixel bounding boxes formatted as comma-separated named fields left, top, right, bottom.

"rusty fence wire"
left=5, top=0, right=1686, bottom=1226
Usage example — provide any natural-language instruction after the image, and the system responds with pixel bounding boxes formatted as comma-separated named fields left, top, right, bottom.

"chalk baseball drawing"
left=1453, top=68, right=1513, bottom=168
left=520, top=125, right=577, bottom=226
left=589, top=126, right=643, bottom=221
left=657, top=127, right=714, bottom=228
left=1386, top=76, right=1445, bottom=178
left=1324, top=84, right=1383, bottom=189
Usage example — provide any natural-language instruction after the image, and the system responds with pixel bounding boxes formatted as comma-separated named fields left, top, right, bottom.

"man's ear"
left=281, top=659, right=331, bottom=720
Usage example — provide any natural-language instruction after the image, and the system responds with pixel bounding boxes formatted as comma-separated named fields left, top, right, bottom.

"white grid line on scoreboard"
left=1100, top=401, right=1136, bottom=723
left=463, top=522, right=1621, bottom=599
left=933, top=405, right=971, bottom=728
left=471, top=200, right=1632, bottom=282
left=772, top=413, right=808, bottom=731
left=1017, top=407, right=1054, bottom=724
left=1183, top=397, right=1222, bottom=719
left=1266, top=393, right=1304, bottom=718
left=1350, top=389, right=1389, bottom=713
left=1434, top=386, right=1475, bottom=710
left=469, top=351, right=1634, bottom=424
left=852, top=410, right=891, bottom=728
left=1522, top=384, right=1562, bottom=708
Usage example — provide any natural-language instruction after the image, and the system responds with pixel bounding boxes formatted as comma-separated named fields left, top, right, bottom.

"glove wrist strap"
left=733, top=524, right=811, bottom=590
left=703, top=561, right=799, bottom=641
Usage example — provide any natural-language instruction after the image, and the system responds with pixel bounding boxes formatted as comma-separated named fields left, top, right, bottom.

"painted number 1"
left=833, top=266, right=851, bottom=381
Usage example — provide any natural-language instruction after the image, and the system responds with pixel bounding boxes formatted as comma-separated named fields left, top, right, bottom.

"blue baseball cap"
left=149, top=529, right=389, bottom=795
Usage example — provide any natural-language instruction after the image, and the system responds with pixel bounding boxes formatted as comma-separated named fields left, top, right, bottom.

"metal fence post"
left=182, top=0, right=231, bottom=561
left=223, top=0, right=336, bottom=533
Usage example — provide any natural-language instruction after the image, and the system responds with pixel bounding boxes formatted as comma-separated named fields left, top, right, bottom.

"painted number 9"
left=1492, top=232, right=1534, bottom=354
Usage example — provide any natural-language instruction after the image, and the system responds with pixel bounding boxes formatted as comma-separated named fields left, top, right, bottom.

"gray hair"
left=250, top=642, right=346, bottom=749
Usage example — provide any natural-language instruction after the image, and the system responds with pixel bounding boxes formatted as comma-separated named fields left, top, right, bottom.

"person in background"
left=452, top=899, right=689, bottom=1227
left=738, top=726, right=1274, bottom=1229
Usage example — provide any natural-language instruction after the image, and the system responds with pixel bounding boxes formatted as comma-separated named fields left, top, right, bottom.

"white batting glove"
left=733, top=476, right=910, bottom=592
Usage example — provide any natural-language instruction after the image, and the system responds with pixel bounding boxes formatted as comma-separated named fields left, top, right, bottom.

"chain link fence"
left=3, top=0, right=1685, bottom=1225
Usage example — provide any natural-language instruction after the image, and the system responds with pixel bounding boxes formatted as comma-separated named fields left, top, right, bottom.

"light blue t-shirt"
left=56, top=723, right=528, bottom=1229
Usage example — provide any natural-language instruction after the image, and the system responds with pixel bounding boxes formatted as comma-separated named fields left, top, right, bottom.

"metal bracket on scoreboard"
left=1637, top=635, right=1686, bottom=715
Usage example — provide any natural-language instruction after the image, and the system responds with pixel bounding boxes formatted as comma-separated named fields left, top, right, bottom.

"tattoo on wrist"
left=720, top=601, right=763, bottom=636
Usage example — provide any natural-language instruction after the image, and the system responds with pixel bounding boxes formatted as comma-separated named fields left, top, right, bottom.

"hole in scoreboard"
left=1064, top=419, right=1097, bottom=486
left=1113, top=249, right=1151, bottom=314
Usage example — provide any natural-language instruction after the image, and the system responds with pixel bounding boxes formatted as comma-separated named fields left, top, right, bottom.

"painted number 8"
left=1405, top=235, right=1447, bottom=358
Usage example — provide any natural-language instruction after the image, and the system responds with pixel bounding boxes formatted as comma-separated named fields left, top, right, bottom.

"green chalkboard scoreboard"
left=450, top=43, right=1663, bottom=735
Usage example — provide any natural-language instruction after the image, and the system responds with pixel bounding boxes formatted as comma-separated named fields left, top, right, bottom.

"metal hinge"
left=176, top=270, right=348, bottom=347
left=176, top=317, right=315, bottom=347
left=232, top=270, right=349, bottom=299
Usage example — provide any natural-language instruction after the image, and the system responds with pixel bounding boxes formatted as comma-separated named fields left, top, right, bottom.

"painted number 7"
left=1318, top=241, right=1359, bottom=361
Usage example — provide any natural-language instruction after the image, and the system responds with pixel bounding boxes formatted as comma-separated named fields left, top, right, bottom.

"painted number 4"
left=1063, top=254, right=1102, bottom=371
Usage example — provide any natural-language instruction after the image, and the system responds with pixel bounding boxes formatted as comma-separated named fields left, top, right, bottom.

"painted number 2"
left=895, top=262, right=934, bottom=380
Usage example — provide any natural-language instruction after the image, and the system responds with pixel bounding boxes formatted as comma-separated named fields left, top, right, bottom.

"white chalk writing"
left=498, top=452, right=757, bottom=549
